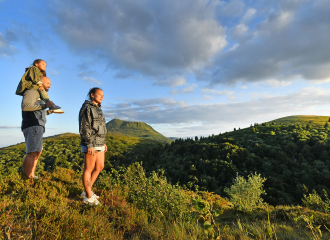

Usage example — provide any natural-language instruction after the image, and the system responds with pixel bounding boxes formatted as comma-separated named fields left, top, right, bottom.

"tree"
left=224, top=173, right=267, bottom=212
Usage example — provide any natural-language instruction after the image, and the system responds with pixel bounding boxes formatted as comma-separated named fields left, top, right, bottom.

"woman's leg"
left=90, top=151, right=105, bottom=187
left=82, top=153, right=97, bottom=198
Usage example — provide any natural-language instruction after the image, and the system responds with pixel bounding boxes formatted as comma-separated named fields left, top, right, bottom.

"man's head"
left=40, top=76, right=51, bottom=92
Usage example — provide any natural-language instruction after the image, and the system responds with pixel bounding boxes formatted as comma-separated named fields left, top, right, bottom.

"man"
left=21, top=76, right=56, bottom=178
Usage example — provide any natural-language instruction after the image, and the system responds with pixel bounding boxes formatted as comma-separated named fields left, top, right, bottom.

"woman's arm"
left=80, top=107, right=95, bottom=149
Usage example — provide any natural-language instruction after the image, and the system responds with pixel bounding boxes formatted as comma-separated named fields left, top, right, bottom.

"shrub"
left=302, top=189, right=330, bottom=213
left=99, top=162, right=190, bottom=220
left=224, top=173, right=267, bottom=212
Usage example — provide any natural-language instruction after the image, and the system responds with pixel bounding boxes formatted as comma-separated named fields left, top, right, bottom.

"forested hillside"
left=143, top=118, right=330, bottom=206
left=2, top=116, right=330, bottom=239
left=106, top=118, right=172, bottom=144
left=1, top=116, right=330, bottom=207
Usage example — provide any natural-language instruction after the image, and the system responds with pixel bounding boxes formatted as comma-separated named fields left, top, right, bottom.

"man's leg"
left=90, top=151, right=105, bottom=187
left=22, top=126, right=44, bottom=178
left=23, top=151, right=41, bottom=178
left=82, top=153, right=97, bottom=198
left=30, top=150, right=42, bottom=178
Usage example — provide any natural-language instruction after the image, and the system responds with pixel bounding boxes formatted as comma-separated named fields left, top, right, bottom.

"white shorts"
left=81, top=145, right=105, bottom=153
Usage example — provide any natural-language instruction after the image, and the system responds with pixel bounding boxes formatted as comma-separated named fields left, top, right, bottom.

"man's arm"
left=22, top=90, right=46, bottom=111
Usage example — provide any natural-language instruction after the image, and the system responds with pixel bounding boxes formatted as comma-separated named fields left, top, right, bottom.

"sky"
left=1, top=0, right=330, bottom=148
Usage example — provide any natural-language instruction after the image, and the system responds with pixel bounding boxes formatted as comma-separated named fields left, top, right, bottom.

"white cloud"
left=103, top=87, right=330, bottom=126
left=202, top=88, right=235, bottom=96
left=82, top=77, right=102, bottom=85
left=0, top=32, right=17, bottom=57
left=257, top=79, right=293, bottom=88
left=154, top=76, right=187, bottom=87
left=180, top=84, right=197, bottom=94
left=241, top=8, right=257, bottom=23
left=198, top=0, right=330, bottom=85
left=50, top=0, right=227, bottom=81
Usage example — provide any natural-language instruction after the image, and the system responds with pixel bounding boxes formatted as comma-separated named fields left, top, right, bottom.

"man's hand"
left=104, top=144, right=108, bottom=152
left=39, top=86, right=45, bottom=92
left=87, top=147, right=95, bottom=156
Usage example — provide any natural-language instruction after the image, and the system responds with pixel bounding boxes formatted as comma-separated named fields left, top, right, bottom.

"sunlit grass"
left=1, top=167, right=330, bottom=239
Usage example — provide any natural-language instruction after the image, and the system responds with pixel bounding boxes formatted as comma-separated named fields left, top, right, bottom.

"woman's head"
left=88, top=87, right=103, bottom=105
left=32, top=59, right=47, bottom=76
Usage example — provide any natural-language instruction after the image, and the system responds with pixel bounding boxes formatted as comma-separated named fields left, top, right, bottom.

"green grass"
left=1, top=167, right=330, bottom=239
left=265, top=115, right=330, bottom=127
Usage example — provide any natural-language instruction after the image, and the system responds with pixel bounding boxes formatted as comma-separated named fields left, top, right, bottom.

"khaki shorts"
left=23, top=126, right=44, bottom=153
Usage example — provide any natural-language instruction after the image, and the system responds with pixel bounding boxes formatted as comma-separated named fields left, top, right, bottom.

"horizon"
left=1, top=0, right=330, bottom=148
left=2, top=114, right=330, bottom=149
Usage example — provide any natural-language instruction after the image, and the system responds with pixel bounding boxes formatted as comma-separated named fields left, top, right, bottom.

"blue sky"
left=1, top=0, right=330, bottom=147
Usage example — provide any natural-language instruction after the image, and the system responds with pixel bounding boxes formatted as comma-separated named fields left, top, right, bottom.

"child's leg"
left=37, top=82, right=50, bottom=102
left=38, top=89, right=50, bottom=102
left=36, top=82, right=62, bottom=111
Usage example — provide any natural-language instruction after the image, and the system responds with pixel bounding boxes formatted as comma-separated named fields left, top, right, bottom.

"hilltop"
left=106, top=118, right=172, bottom=144
left=265, top=115, right=330, bottom=127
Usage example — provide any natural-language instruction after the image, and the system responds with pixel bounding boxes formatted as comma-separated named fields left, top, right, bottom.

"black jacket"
left=79, top=100, right=107, bottom=149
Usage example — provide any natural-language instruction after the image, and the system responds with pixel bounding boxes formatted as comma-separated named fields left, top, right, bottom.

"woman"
left=79, top=87, right=107, bottom=205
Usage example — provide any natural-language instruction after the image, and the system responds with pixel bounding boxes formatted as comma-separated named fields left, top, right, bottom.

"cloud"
left=170, top=89, right=178, bottom=95
left=181, top=84, right=197, bottom=94
left=49, top=0, right=227, bottom=81
left=257, top=79, right=293, bottom=88
left=103, top=87, right=330, bottom=125
left=153, top=76, right=187, bottom=87
left=199, top=0, right=330, bottom=85
left=111, top=97, right=188, bottom=109
left=46, top=0, right=330, bottom=86
left=170, top=84, right=197, bottom=95
left=82, top=77, right=102, bottom=85
left=202, top=88, right=235, bottom=96
left=0, top=126, right=20, bottom=129
left=0, top=32, right=17, bottom=57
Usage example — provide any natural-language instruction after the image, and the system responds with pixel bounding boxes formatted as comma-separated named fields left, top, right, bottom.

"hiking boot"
left=46, top=101, right=61, bottom=110
left=83, top=195, right=100, bottom=205
left=82, top=191, right=99, bottom=199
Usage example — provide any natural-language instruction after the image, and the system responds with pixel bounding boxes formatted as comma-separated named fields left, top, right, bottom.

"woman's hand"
left=39, top=86, right=45, bottom=92
left=87, top=147, right=95, bottom=156
left=104, top=144, right=108, bottom=152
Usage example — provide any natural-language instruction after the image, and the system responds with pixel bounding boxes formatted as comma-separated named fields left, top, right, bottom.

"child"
left=16, top=59, right=62, bottom=112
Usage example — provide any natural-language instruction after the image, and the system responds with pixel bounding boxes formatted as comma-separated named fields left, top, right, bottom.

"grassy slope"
left=266, top=115, right=330, bottom=127
left=1, top=168, right=329, bottom=239
left=106, top=119, right=172, bottom=144
left=2, top=116, right=330, bottom=238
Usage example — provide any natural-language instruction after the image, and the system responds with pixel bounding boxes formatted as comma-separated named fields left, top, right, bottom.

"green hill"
left=265, top=115, right=330, bottom=127
left=106, top=118, right=172, bottom=144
